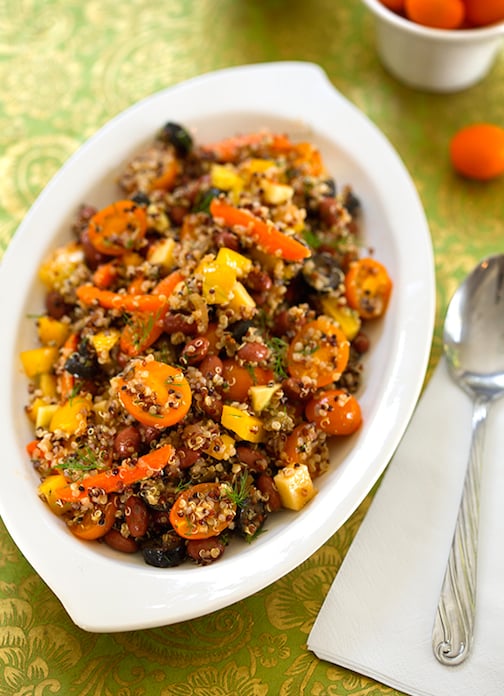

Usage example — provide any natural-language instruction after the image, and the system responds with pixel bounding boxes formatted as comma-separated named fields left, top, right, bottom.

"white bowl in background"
left=0, top=62, right=435, bottom=632
left=362, top=0, right=504, bottom=92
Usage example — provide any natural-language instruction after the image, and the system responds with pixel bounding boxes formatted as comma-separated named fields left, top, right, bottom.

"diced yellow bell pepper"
left=221, top=405, right=264, bottom=443
left=243, top=158, right=275, bottom=174
left=20, top=346, right=59, bottom=379
left=88, top=329, right=120, bottom=362
left=249, top=384, right=281, bottom=414
left=38, top=242, right=84, bottom=290
left=203, top=433, right=236, bottom=460
left=201, top=261, right=237, bottom=304
left=39, top=373, right=57, bottom=398
left=49, top=396, right=91, bottom=436
left=37, top=316, right=70, bottom=347
left=147, top=237, right=176, bottom=269
left=35, top=404, right=59, bottom=429
left=38, top=474, right=71, bottom=515
left=227, top=281, right=256, bottom=312
left=210, top=164, right=244, bottom=201
left=274, top=463, right=317, bottom=511
left=26, top=397, right=48, bottom=423
left=320, top=297, right=361, bottom=340
left=215, top=247, right=252, bottom=277
left=260, top=178, right=294, bottom=205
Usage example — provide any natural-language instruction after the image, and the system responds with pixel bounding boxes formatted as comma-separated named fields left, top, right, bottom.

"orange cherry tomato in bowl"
left=69, top=497, right=117, bottom=540
left=464, top=0, right=504, bottom=27
left=305, top=389, right=362, bottom=436
left=116, top=359, right=192, bottom=428
left=221, top=360, right=275, bottom=402
left=88, top=200, right=147, bottom=256
left=345, top=257, right=392, bottom=320
left=169, top=482, right=237, bottom=539
left=450, top=123, right=504, bottom=181
left=404, top=0, right=465, bottom=28
left=287, top=316, right=350, bottom=388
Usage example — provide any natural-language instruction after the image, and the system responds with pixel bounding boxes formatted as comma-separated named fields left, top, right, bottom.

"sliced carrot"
left=209, top=198, right=310, bottom=262
left=169, top=482, right=237, bottom=539
left=119, top=270, right=185, bottom=357
left=202, top=131, right=294, bottom=163
left=345, top=258, right=392, bottom=320
left=287, top=316, right=350, bottom=388
left=57, top=444, right=174, bottom=502
left=92, top=261, right=118, bottom=289
left=87, top=200, right=147, bottom=256
left=116, top=360, right=192, bottom=428
left=76, top=285, right=168, bottom=313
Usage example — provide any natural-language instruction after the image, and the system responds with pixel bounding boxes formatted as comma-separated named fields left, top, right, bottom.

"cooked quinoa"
left=22, top=123, right=392, bottom=567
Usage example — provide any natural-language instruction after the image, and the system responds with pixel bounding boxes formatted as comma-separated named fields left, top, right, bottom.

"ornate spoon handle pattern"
left=432, top=397, right=488, bottom=665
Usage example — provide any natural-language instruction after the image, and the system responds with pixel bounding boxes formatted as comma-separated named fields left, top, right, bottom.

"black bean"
left=157, top=122, right=193, bottom=157
left=142, top=531, right=186, bottom=568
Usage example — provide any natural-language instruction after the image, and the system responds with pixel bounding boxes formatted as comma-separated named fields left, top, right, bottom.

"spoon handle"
left=432, top=397, right=488, bottom=666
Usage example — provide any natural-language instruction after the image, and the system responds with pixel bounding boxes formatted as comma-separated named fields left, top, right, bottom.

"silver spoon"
left=432, top=255, right=504, bottom=666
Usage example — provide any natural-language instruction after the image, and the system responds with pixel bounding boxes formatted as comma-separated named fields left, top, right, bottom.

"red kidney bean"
left=186, top=537, right=225, bottom=565
left=318, top=197, right=343, bottom=227
left=125, top=495, right=149, bottom=538
left=199, top=355, right=224, bottom=382
left=113, top=426, right=141, bottom=459
left=256, top=473, right=282, bottom=512
left=163, top=312, right=198, bottom=335
left=245, top=269, right=272, bottom=293
left=214, top=230, right=240, bottom=251
left=353, top=331, right=370, bottom=354
left=180, top=336, right=210, bottom=365
left=236, top=446, right=268, bottom=472
left=45, top=290, right=71, bottom=319
left=281, top=377, right=315, bottom=402
left=169, top=205, right=188, bottom=226
left=237, top=341, right=270, bottom=363
left=80, top=227, right=109, bottom=270
left=200, top=393, right=223, bottom=420
left=104, top=529, right=139, bottom=553
left=138, top=424, right=160, bottom=446
left=177, top=447, right=201, bottom=470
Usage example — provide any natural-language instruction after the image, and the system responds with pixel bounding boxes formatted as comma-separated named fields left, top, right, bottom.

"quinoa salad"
left=21, top=123, right=393, bottom=568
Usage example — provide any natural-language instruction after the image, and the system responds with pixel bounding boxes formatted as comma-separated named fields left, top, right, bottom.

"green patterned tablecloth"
left=0, top=1, right=503, bottom=694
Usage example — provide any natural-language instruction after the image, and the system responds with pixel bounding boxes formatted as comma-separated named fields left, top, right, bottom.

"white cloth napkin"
left=308, top=357, right=504, bottom=696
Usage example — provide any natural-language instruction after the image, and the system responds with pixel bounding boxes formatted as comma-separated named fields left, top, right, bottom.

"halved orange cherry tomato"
left=69, top=497, right=117, bottom=540
left=345, top=257, right=392, bottom=320
left=169, top=482, right=237, bottom=539
left=305, top=388, right=362, bottom=436
left=116, top=360, right=192, bottom=428
left=221, top=359, right=274, bottom=402
left=287, top=316, right=350, bottom=388
left=88, top=200, right=147, bottom=256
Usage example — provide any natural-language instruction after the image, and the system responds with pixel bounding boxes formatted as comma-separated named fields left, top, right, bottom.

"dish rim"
left=0, top=61, right=435, bottom=632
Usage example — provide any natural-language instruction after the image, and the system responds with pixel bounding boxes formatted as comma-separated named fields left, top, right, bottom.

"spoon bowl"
left=433, top=255, right=504, bottom=665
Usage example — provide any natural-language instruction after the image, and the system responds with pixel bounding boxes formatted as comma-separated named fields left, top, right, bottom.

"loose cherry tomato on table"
left=169, top=482, right=237, bottom=539
left=88, top=200, right=147, bottom=256
left=450, top=123, right=504, bottom=181
left=305, top=389, right=362, bottom=436
left=287, top=316, right=350, bottom=388
left=345, top=257, right=392, bottom=320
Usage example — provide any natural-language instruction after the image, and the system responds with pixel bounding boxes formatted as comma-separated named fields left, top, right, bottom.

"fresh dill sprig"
left=225, top=473, right=250, bottom=508
left=55, top=446, right=106, bottom=473
left=266, top=336, right=288, bottom=379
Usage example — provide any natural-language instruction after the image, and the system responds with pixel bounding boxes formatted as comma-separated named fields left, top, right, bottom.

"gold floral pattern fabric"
left=0, top=1, right=502, bottom=693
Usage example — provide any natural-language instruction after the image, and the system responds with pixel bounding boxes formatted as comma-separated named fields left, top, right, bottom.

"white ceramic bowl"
left=0, top=62, right=435, bottom=632
left=362, top=0, right=504, bottom=92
